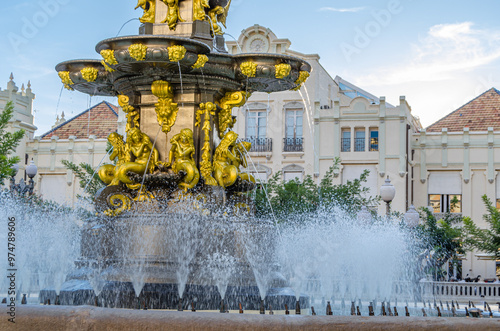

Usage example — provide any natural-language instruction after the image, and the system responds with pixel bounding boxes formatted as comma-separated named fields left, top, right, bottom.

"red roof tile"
left=41, top=101, right=118, bottom=140
left=427, top=88, right=500, bottom=132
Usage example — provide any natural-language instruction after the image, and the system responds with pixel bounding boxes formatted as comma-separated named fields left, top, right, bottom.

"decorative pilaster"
left=463, top=128, right=470, bottom=183
left=419, top=130, right=427, bottom=183
left=378, top=97, right=386, bottom=177
left=88, top=135, right=95, bottom=166
left=67, top=136, right=75, bottom=185
left=314, top=101, right=320, bottom=177
left=333, top=99, right=340, bottom=177
left=50, top=136, right=58, bottom=171
left=399, top=96, right=407, bottom=177
left=488, top=127, right=495, bottom=183
left=441, top=128, right=448, bottom=167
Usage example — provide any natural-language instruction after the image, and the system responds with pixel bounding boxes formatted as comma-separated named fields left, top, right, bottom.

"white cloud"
left=357, top=22, right=500, bottom=86
left=320, top=7, right=366, bottom=13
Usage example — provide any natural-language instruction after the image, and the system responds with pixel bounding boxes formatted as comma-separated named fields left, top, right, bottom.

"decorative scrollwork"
left=168, top=45, right=187, bottom=62
left=129, top=44, right=148, bottom=61
left=192, top=54, right=209, bottom=69
left=196, top=102, right=217, bottom=186
left=81, top=67, right=99, bottom=82
left=118, top=95, right=140, bottom=133
left=216, top=91, right=251, bottom=138
left=275, top=63, right=291, bottom=79
left=58, top=71, right=74, bottom=91
left=151, top=80, right=179, bottom=134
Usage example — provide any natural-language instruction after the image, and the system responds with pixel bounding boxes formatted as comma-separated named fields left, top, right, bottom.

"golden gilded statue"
left=207, top=0, right=231, bottom=35
left=135, top=0, right=156, bottom=24
left=275, top=63, right=291, bottom=79
left=213, top=131, right=240, bottom=188
left=162, top=0, right=185, bottom=30
left=98, top=132, right=130, bottom=185
left=195, top=102, right=217, bottom=186
left=193, top=0, right=209, bottom=21
left=216, top=91, right=250, bottom=138
left=231, top=141, right=255, bottom=183
left=118, top=95, right=140, bottom=133
left=151, top=81, right=179, bottom=134
left=58, top=71, right=74, bottom=91
left=166, top=129, right=200, bottom=190
left=109, top=127, right=159, bottom=189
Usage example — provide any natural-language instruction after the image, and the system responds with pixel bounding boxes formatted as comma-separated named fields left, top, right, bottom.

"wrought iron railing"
left=341, top=138, right=351, bottom=152
left=354, top=138, right=365, bottom=152
left=283, top=137, right=303, bottom=152
left=242, top=137, right=273, bottom=152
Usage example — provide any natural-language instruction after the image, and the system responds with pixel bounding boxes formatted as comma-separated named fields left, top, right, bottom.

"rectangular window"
left=369, top=129, right=379, bottom=151
left=341, top=130, right=351, bottom=152
left=285, top=109, right=303, bottom=139
left=429, top=194, right=462, bottom=213
left=354, top=129, right=365, bottom=152
left=246, top=111, right=267, bottom=138
left=284, top=171, right=303, bottom=182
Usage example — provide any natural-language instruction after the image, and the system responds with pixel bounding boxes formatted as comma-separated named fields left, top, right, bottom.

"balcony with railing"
left=283, top=137, right=303, bottom=152
left=242, top=137, right=273, bottom=153
left=369, top=138, right=379, bottom=151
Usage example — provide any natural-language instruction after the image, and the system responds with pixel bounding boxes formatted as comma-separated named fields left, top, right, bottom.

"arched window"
left=283, top=164, right=304, bottom=182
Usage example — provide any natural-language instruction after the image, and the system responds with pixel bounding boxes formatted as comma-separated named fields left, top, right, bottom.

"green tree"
left=462, top=195, right=500, bottom=260
left=418, top=201, right=465, bottom=280
left=254, top=157, right=379, bottom=220
left=0, top=101, right=25, bottom=185
left=61, top=160, right=105, bottom=199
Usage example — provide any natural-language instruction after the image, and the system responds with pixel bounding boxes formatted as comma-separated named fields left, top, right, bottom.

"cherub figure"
left=166, top=129, right=200, bottom=190
left=162, top=0, right=185, bottom=30
left=207, top=0, right=231, bottom=35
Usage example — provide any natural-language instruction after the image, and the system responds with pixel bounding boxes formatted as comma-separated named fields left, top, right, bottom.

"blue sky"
left=1, top=0, right=500, bottom=134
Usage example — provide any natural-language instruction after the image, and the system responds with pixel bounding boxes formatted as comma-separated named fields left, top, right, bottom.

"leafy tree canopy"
left=0, top=101, right=25, bottom=185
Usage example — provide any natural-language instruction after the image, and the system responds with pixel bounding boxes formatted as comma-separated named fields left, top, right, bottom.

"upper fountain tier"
left=55, top=0, right=311, bottom=97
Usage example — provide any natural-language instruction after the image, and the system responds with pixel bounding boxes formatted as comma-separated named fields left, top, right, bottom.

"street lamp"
left=380, top=176, right=396, bottom=215
left=404, top=205, right=420, bottom=227
left=10, top=160, right=38, bottom=196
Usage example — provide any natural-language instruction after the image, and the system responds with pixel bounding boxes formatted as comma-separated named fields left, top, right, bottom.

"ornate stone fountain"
left=48, top=0, right=311, bottom=309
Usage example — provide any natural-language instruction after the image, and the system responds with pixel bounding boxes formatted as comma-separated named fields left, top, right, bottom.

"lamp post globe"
left=380, top=176, right=396, bottom=215
left=404, top=205, right=420, bottom=227
left=26, top=160, right=38, bottom=179
left=11, top=163, right=19, bottom=177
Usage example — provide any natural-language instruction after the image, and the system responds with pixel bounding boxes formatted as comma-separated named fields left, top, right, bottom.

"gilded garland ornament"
left=129, top=43, right=148, bottom=61
left=58, top=71, right=74, bottom=91
left=100, top=49, right=118, bottom=65
left=193, top=0, right=209, bottom=21
left=216, top=91, right=251, bottom=138
left=275, top=63, right=291, bottom=79
left=135, top=0, right=156, bottom=24
left=81, top=67, right=99, bottom=82
left=168, top=45, right=187, bottom=62
left=195, top=102, right=218, bottom=186
left=192, top=54, right=209, bottom=69
left=240, top=61, right=257, bottom=78
left=118, top=95, right=140, bottom=133
left=292, top=71, right=310, bottom=91
left=166, top=129, right=200, bottom=190
left=151, top=80, right=179, bottom=134
left=161, top=0, right=185, bottom=31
